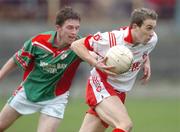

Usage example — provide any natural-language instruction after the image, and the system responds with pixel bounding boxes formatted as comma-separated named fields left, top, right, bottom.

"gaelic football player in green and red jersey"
left=0, top=6, right=81, bottom=132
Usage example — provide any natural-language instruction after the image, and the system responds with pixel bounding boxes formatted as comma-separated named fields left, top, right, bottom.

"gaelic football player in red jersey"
left=71, top=8, right=158, bottom=132
left=0, top=7, right=81, bottom=132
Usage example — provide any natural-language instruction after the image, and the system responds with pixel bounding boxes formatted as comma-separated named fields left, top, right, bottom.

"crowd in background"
left=0, top=0, right=176, bottom=21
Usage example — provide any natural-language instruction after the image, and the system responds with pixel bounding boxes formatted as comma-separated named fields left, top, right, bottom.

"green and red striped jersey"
left=13, top=31, right=82, bottom=102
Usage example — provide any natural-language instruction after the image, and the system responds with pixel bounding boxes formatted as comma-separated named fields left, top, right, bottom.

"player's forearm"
left=0, top=57, right=18, bottom=81
left=71, top=38, right=97, bottom=67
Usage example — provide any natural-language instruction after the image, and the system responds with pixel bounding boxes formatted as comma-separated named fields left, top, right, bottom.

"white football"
left=105, top=45, right=133, bottom=74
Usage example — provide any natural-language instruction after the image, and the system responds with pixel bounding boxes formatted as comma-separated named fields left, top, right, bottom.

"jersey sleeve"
left=84, top=35, right=94, bottom=51
left=13, top=39, right=35, bottom=70
left=84, top=32, right=110, bottom=53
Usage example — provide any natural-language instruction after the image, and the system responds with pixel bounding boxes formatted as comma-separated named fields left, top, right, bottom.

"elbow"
left=70, top=41, right=76, bottom=50
left=70, top=38, right=86, bottom=52
left=70, top=39, right=81, bottom=52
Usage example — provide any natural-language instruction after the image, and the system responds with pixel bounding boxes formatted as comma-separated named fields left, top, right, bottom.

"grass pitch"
left=0, top=97, right=179, bottom=132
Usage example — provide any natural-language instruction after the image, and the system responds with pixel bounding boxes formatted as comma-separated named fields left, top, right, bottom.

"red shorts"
left=86, top=76, right=126, bottom=128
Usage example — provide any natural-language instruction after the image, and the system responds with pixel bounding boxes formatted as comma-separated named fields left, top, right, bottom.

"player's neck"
left=131, top=29, right=141, bottom=46
left=55, top=36, right=69, bottom=49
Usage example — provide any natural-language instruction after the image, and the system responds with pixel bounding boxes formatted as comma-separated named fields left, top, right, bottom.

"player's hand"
left=140, top=60, right=151, bottom=84
left=94, top=57, right=117, bottom=76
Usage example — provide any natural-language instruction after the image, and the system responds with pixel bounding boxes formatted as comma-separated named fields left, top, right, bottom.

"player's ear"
left=56, top=25, right=62, bottom=31
left=131, top=23, right=138, bottom=29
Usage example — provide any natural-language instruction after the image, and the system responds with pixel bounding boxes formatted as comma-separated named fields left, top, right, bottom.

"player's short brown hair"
left=130, top=8, right=158, bottom=27
left=56, top=6, right=81, bottom=26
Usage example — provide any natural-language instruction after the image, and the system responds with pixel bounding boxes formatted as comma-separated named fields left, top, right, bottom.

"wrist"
left=92, top=61, right=98, bottom=67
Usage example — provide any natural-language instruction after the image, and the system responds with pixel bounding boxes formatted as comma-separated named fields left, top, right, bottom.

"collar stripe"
left=32, top=41, right=54, bottom=53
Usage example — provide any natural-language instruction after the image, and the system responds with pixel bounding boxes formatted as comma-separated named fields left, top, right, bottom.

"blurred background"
left=0, top=0, right=179, bottom=131
left=0, top=0, right=179, bottom=98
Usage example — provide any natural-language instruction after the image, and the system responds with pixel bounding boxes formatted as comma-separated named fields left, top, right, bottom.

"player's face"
left=134, top=19, right=156, bottom=44
left=56, top=19, right=80, bottom=46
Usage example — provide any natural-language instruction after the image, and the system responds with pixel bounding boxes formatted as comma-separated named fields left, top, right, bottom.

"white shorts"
left=8, top=88, right=69, bottom=119
left=86, top=76, right=126, bottom=107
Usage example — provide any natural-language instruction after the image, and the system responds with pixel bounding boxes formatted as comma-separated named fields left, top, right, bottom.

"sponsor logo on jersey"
left=40, top=61, right=67, bottom=74
left=93, top=34, right=102, bottom=41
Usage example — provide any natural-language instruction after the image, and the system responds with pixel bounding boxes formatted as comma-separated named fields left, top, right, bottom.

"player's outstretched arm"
left=0, top=57, right=18, bottom=82
left=71, top=38, right=98, bottom=67
left=70, top=38, right=117, bottom=76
